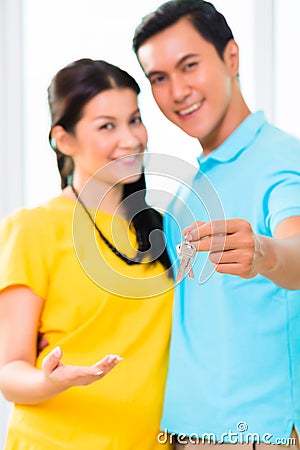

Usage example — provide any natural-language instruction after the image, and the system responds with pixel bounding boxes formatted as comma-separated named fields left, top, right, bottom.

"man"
left=133, top=1, right=300, bottom=448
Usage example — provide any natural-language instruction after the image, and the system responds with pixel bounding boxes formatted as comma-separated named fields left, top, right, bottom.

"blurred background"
left=0, top=0, right=299, bottom=446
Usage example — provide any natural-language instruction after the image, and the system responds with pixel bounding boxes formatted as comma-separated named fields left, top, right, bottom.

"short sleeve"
left=266, top=170, right=300, bottom=234
left=0, top=208, right=51, bottom=299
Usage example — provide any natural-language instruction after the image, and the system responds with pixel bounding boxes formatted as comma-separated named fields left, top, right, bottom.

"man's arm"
left=183, top=216, right=300, bottom=290
left=256, top=215, right=300, bottom=289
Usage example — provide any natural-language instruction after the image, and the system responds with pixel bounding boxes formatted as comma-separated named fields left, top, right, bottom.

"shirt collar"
left=197, top=111, right=267, bottom=169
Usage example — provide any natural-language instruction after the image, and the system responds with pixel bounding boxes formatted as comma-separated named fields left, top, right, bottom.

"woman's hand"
left=42, top=346, right=122, bottom=388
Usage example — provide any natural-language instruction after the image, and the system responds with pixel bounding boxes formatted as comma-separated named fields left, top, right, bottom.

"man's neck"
left=201, top=94, right=251, bottom=156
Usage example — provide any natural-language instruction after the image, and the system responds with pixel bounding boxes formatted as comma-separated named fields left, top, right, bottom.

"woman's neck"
left=62, top=177, right=125, bottom=217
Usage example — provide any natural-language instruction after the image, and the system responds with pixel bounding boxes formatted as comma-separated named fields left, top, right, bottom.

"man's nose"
left=170, top=75, right=191, bottom=103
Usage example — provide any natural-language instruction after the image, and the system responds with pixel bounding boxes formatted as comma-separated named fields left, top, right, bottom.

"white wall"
left=21, top=0, right=258, bottom=209
left=0, top=0, right=24, bottom=219
left=274, top=0, right=300, bottom=135
left=0, top=1, right=23, bottom=443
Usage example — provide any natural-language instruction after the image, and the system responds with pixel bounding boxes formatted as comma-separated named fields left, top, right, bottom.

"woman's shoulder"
left=0, top=196, right=74, bottom=236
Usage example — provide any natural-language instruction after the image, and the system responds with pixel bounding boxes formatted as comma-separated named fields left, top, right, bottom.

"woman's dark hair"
left=133, top=0, right=234, bottom=60
left=48, top=58, right=141, bottom=188
left=48, top=58, right=171, bottom=272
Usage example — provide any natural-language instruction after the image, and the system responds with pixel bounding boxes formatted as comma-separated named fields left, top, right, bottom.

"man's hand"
left=183, top=218, right=272, bottom=278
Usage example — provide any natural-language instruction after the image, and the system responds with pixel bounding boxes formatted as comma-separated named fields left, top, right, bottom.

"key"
left=176, top=238, right=196, bottom=283
left=177, top=244, right=195, bottom=280
left=186, top=259, right=194, bottom=280
left=176, top=240, right=196, bottom=282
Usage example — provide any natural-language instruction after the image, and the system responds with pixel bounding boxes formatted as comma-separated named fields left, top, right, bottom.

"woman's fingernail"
left=52, top=346, right=61, bottom=357
left=95, top=370, right=104, bottom=376
left=107, top=354, right=122, bottom=363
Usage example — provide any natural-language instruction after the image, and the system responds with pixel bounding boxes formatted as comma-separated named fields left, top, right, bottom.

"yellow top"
left=0, top=196, right=174, bottom=450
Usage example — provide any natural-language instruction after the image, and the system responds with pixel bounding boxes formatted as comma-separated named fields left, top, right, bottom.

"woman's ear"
left=50, top=125, right=75, bottom=156
left=223, top=39, right=239, bottom=77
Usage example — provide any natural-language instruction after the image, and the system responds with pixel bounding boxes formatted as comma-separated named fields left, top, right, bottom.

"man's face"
left=137, top=18, right=238, bottom=151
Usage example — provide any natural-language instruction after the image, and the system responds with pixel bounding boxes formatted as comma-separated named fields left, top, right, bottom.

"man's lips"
left=176, top=99, right=204, bottom=116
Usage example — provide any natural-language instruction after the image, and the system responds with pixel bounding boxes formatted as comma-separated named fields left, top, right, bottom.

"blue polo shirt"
left=162, top=112, right=300, bottom=443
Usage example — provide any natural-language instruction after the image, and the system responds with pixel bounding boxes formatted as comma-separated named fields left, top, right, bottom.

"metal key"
left=176, top=238, right=196, bottom=283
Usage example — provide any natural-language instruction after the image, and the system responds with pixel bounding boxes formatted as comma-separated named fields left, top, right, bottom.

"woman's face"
left=70, top=87, right=147, bottom=187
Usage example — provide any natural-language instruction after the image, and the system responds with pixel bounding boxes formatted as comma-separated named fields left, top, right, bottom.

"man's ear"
left=223, top=39, right=239, bottom=76
left=50, top=125, right=75, bottom=156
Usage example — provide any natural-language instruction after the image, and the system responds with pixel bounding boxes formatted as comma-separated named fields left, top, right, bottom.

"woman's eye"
left=131, top=116, right=142, bottom=124
left=100, top=123, right=114, bottom=130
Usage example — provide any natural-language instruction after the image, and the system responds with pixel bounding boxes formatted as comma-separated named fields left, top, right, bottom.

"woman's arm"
left=0, top=285, right=121, bottom=404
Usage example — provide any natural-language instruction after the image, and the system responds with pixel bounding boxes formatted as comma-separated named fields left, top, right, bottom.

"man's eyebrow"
left=147, top=53, right=199, bottom=78
left=175, top=53, right=199, bottom=68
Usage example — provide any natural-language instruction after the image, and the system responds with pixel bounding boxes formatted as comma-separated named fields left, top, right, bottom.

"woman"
left=0, top=59, right=174, bottom=449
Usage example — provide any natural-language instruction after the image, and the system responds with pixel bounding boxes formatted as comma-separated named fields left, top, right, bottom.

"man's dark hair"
left=133, top=0, right=234, bottom=60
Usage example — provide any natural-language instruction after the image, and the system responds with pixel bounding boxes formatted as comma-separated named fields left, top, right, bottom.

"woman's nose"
left=119, top=127, right=142, bottom=149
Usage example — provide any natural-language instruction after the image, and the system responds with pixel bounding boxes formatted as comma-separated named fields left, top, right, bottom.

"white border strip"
left=0, top=0, right=22, bottom=445
left=0, top=0, right=24, bottom=219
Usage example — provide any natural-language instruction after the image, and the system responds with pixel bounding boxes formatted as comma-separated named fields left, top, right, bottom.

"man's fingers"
left=183, top=219, right=252, bottom=243
left=209, top=249, right=243, bottom=264
left=183, top=221, right=206, bottom=236
left=42, top=346, right=62, bottom=375
left=184, top=220, right=227, bottom=242
left=186, top=234, right=227, bottom=252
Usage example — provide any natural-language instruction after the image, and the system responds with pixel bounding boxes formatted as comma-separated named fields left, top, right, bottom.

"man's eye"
left=150, top=75, right=165, bottom=85
left=184, top=61, right=198, bottom=71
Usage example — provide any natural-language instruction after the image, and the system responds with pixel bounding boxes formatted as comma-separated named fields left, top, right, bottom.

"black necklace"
left=71, top=183, right=143, bottom=265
